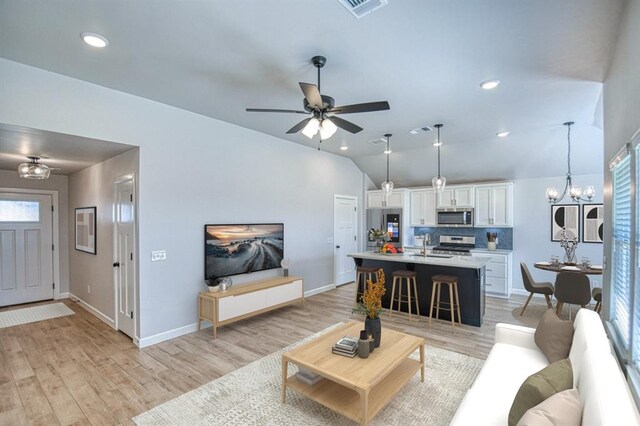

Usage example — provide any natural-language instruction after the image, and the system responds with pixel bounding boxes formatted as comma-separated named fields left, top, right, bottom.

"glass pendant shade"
left=319, top=118, right=337, bottom=139
left=381, top=180, right=394, bottom=197
left=583, top=185, right=595, bottom=199
left=432, top=176, right=446, bottom=193
left=18, top=158, right=51, bottom=180
left=546, top=187, right=559, bottom=201
left=570, top=186, right=582, bottom=199
left=302, top=118, right=320, bottom=139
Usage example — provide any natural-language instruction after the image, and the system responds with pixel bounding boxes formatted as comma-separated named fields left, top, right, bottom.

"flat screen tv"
left=205, top=223, right=284, bottom=280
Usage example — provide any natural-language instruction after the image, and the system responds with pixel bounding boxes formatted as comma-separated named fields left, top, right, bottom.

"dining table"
left=533, top=262, right=603, bottom=275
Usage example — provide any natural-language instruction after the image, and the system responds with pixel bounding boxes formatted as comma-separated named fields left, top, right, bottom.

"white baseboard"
left=304, top=283, right=336, bottom=298
left=68, top=293, right=116, bottom=329
left=55, top=292, right=69, bottom=300
left=138, top=322, right=199, bottom=348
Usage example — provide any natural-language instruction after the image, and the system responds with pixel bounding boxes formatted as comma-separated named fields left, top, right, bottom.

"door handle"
left=113, top=262, right=120, bottom=267
left=336, top=245, right=341, bottom=249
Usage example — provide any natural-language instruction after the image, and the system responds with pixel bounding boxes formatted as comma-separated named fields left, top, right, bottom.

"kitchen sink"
left=411, top=253, right=454, bottom=259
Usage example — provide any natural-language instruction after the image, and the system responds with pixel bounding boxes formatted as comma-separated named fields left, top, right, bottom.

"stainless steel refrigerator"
left=366, top=208, right=403, bottom=250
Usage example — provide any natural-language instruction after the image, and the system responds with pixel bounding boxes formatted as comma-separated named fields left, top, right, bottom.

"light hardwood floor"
left=1, top=284, right=550, bottom=425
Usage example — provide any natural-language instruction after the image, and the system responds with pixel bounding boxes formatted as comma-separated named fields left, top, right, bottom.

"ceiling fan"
left=246, top=55, right=390, bottom=140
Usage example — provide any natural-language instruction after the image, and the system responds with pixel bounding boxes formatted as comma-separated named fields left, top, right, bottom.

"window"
left=0, top=200, right=40, bottom=222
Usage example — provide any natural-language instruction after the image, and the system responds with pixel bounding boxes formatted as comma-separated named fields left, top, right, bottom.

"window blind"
left=612, top=154, right=632, bottom=346
left=634, top=143, right=640, bottom=368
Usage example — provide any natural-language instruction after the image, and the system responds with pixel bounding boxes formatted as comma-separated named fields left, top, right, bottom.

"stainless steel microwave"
left=436, top=208, right=474, bottom=227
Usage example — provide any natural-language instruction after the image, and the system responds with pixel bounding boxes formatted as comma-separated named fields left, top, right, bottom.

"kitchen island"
left=349, top=251, right=492, bottom=326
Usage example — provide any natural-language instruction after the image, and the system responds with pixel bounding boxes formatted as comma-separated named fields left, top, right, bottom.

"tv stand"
left=198, top=276, right=304, bottom=338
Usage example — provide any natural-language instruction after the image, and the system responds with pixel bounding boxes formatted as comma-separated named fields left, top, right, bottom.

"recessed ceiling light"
left=340, top=146, right=349, bottom=151
left=480, top=79, right=500, bottom=90
left=384, top=149, right=392, bottom=154
left=496, top=131, right=510, bottom=138
left=81, top=32, right=109, bottom=48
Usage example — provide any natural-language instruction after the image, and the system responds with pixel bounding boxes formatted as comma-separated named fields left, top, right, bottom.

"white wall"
left=0, top=58, right=367, bottom=340
left=513, top=173, right=604, bottom=292
left=603, top=0, right=640, bottom=319
left=0, top=169, right=70, bottom=294
left=68, top=149, right=139, bottom=329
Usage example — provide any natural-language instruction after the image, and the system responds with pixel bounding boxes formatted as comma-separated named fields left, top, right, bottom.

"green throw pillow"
left=508, top=358, right=573, bottom=426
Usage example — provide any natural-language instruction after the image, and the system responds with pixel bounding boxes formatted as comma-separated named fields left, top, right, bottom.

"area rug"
left=511, top=303, right=582, bottom=328
left=0, top=302, right=74, bottom=329
left=134, top=323, right=484, bottom=426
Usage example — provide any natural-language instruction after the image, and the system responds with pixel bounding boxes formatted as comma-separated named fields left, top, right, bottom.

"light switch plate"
left=151, top=250, right=167, bottom=262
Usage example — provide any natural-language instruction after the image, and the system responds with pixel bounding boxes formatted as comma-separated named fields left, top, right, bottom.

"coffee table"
left=281, top=321, right=425, bottom=426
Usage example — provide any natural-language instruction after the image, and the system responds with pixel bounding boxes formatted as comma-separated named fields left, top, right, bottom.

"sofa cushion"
left=516, top=389, right=582, bottom=426
left=535, top=309, right=574, bottom=363
left=578, top=349, right=640, bottom=425
left=569, top=309, right=609, bottom=385
left=508, top=359, right=573, bottom=426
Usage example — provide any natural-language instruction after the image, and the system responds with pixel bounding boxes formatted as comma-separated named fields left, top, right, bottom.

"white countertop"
left=348, top=251, right=492, bottom=269
left=471, top=248, right=513, bottom=254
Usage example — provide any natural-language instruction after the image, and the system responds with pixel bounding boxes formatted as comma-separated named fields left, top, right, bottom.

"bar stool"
left=355, top=266, right=379, bottom=305
left=429, top=275, right=462, bottom=328
left=388, top=270, right=420, bottom=321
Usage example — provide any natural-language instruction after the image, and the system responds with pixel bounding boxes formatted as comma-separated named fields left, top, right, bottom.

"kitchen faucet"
left=421, top=234, right=432, bottom=256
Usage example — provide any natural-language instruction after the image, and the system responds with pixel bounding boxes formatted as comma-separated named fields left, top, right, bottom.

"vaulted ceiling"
left=0, top=0, right=623, bottom=186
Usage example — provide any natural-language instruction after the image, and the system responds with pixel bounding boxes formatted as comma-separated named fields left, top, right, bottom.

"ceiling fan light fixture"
left=302, top=117, right=320, bottom=138
left=18, top=157, right=51, bottom=180
left=319, top=118, right=337, bottom=139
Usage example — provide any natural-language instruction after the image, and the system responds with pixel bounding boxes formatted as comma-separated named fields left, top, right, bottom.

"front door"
left=334, top=195, right=358, bottom=286
left=0, top=192, right=54, bottom=306
left=114, top=179, right=135, bottom=338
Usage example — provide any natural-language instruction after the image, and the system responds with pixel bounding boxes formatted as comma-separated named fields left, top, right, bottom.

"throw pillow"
left=516, top=389, right=582, bottom=426
left=535, top=308, right=574, bottom=363
left=508, top=358, right=573, bottom=426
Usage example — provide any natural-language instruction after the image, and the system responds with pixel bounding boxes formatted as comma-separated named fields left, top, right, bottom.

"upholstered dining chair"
left=554, top=272, right=591, bottom=319
left=592, top=287, right=603, bottom=314
left=520, top=262, right=554, bottom=315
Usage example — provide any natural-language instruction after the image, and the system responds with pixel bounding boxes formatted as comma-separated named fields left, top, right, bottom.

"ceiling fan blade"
left=286, top=118, right=313, bottom=134
left=328, top=116, right=363, bottom=134
left=299, top=83, right=323, bottom=109
left=246, top=108, right=308, bottom=114
left=329, top=101, right=390, bottom=114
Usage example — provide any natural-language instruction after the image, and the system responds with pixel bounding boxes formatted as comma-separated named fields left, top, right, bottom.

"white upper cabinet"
left=474, top=183, right=513, bottom=227
left=367, top=190, right=405, bottom=209
left=437, top=186, right=474, bottom=208
left=409, top=189, right=437, bottom=226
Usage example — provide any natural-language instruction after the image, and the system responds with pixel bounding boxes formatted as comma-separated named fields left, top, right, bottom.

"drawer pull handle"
left=486, top=268, right=493, bottom=271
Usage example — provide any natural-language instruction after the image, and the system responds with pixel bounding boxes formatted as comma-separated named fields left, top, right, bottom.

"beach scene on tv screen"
left=205, top=224, right=284, bottom=279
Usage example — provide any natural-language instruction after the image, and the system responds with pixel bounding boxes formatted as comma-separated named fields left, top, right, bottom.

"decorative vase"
left=365, top=317, right=381, bottom=348
left=563, top=249, right=577, bottom=266
left=375, top=240, right=383, bottom=253
left=358, top=330, right=370, bottom=359
left=487, top=241, right=497, bottom=251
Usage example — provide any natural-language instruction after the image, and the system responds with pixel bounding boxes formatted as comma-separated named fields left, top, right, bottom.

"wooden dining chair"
left=555, top=272, right=591, bottom=319
left=520, top=262, right=554, bottom=315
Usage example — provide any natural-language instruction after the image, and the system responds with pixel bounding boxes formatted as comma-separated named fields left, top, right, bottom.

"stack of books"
left=332, top=336, right=358, bottom=358
left=295, top=368, right=323, bottom=385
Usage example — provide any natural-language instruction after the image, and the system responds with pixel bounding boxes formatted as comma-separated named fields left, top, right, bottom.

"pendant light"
left=18, top=156, right=51, bottom=180
left=381, top=133, right=394, bottom=200
left=431, top=124, right=446, bottom=193
left=546, top=122, right=595, bottom=203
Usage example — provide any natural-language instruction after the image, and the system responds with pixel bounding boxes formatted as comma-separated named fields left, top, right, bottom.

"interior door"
left=114, top=179, right=135, bottom=338
left=334, top=195, right=358, bottom=286
left=0, top=193, right=53, bottom=306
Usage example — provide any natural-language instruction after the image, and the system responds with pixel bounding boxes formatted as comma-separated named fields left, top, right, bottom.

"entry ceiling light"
left=18, top=157, right=51, bottom=180
left=546, top=122, right=595, bottom=203
left=81, top=32, right=109, bottom=48
left=431, top=124, right=446, bottom=193
left=381, top=133, right=394, bottom=198
left=480, top=79, right=500, bottom=90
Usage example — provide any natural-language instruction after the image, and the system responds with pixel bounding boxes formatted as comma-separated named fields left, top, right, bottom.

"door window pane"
left=0, top=200, right=40, bottom=222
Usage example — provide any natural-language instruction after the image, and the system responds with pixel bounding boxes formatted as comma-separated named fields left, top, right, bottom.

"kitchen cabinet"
left=474, top=183, right=513, bottom=227
left=437, top=186, right=474, bottom=208
left=409, top=189, right=437, bottom=226
left=472, top=250, right=512, bottom=298
left=367, top=190, right=405, bottom=209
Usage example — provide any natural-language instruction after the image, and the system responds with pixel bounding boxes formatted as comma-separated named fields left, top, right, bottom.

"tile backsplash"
left=413, top=227, right=513, bottom=250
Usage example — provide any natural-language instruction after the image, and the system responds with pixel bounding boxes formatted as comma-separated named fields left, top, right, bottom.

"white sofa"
left=451, top=309, right=640, bottom=425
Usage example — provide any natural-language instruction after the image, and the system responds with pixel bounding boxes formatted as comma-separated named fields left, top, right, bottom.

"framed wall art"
left=551, top=204, right=579, bottom=242
left=75, top=206, right=97, bottom=254
left=582, top=203, right=604, bottom=243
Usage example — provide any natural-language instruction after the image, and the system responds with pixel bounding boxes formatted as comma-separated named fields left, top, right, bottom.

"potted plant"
left=352, top=269, right=386, bottom=347
left=368, top=228, right=390, bottom=252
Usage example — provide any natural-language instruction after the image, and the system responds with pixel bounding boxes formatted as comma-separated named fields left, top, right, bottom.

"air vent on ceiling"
left=368, top=137, right=387, bottom=145
left=408, top=125, right=433, bottom=135
left=338, top=0, right=388, bottom=19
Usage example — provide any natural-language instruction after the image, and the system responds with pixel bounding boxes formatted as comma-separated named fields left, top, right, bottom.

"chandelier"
left=381, top=133, right=394, bottom=198
left=432, top=124, right=446, bottom=193
left=18, top=157, right=51, bottom=180
left=546, top=122, right=595, bottom=203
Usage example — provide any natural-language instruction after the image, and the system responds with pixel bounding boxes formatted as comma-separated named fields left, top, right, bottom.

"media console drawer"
left=198, top=276, right=304, bottom=338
